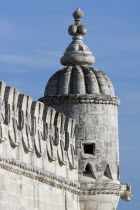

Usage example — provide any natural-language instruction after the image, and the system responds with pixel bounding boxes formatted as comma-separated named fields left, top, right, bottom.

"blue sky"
left=0, top=1, right=139, bottom=209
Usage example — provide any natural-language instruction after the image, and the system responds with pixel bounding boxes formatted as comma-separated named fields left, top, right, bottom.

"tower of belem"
left=0, top=9, right=132, bottom=210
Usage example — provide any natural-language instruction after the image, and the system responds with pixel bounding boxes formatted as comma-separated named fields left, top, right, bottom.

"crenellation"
left=66, top=118, right=77, bottom=169
left=31, top=101, right=46, bottom=157
left=45, top=107, right=57, bottom=162
left=55, top=112, right=67, bottom=165
left=0, top=81, right=7, bottom=143
left=18, top=94, right=33, bottom=153
left=0, top=82, right=78, bottom=179
left=4, top=86, right=20, bottom=147
left=54, top=112, right=66, bottom=146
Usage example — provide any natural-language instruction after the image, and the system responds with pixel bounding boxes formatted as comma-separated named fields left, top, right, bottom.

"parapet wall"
left=0, top=81, right=82, bottom=210
left=0, top=80, right=79, bottom=182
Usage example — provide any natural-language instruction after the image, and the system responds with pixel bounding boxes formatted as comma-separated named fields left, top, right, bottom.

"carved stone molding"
left=0, top=156, right=80, bottom=194
left=40, top=95, right=120, bottom=106
left=0, top=156, right=132, bottom=201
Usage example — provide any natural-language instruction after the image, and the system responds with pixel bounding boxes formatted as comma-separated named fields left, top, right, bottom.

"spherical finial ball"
left=73, top=8, right=84, bottom=20
left=68, top=25, right=77, bottom=35
left=77, top=25, right=87, bottom=35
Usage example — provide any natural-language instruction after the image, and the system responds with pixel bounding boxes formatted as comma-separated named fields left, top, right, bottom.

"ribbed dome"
left=44, top=66, right=115, bottom=97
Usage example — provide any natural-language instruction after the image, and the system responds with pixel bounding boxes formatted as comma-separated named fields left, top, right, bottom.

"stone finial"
left=60, top=9, right=95, bottom=66
left=73, top=8, right=84, bottom=20
left=68, top=8, right=87, bottom=36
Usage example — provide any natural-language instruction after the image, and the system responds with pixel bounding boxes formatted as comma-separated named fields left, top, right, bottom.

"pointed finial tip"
left=68, top=8, right=87, bottom=36
left=73, top=8, right=84, bottom=20
left=60, top=9, right=95, bottom=66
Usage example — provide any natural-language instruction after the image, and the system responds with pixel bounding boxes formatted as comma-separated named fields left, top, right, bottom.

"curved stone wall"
left=40, top=95, right=120, bottom=183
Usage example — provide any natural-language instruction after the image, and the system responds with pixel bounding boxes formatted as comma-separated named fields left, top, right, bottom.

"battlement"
left=0, top=81, right=78, bottom=184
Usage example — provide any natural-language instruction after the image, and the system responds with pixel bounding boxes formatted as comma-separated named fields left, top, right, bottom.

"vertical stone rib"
left=104, top=74, right=115, bottom=96
left=83, top=66, right=100, bottom=94
left=101, top=72, right=115, bottom=96
left=109, top=81, right=115, bottom=97
left=72, top=66, right=86, bottom=94
left=44, top=70, right=62, bottom=96
left=93, top=69, right=110, bottom=95
left=59, top=66, right=72, bottom=95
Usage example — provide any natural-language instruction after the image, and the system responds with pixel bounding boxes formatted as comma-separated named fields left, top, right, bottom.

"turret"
left=40, top=8, right=132, bottom=210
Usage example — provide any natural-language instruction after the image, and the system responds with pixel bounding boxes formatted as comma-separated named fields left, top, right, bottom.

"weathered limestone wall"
left=41, top=96, right=119, bottom=182
left=0, top=81, right=78, bottom=177
left=39, top=94, right=132, bottom=209
left=0, top=167, right=80, bottom=210
left=0, top=80, right=80, bottom=210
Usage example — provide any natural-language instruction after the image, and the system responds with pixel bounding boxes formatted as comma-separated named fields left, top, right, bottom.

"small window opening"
left=83, top=163, right=96, bottom=179
left=104, top=164, right=113, bottom=180
left=84, top=164, right=91, bottom=175
left=84, top=144, right=95, bottom=155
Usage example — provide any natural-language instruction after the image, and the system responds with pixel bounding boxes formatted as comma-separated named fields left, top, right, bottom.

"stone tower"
left=40, top=9, right=132, bottom=209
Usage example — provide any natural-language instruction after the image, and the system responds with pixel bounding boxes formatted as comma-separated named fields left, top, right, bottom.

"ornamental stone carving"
left=44, top=107, right=57, bottom=161
left=18, top=94, right=33, bottom=152
left=60, top=8, right=95, bottom=66
left=5, top=87, right=20, bottom=147
left=0, top=81, right=8, bottom=143
left=55, top=112, right=67, bottom=165
left=66, top=118, right=77, bottom=169
left=31, top=101, right=46, bottom=157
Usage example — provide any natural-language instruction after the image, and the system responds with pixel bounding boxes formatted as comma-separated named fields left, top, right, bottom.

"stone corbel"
left=120, top=184, right=133, bottom=201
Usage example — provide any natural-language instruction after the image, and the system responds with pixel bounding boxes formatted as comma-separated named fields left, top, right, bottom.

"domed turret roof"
left=44, top=9, right=115, bottom=99
left=44, top=66, right=114, bottom=97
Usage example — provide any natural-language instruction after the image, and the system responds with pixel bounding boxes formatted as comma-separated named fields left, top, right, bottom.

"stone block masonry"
left=0, top=168, right=80, bottom=210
